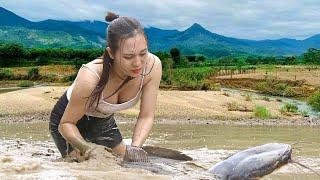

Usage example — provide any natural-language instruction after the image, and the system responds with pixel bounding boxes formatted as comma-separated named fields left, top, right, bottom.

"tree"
left=303, top=48, right=320, bottom=64
left=169, top=47, right=181, bottom=67
left=245, top=56, right=258, bottom=65
left=218, top=56, right=235, bottom=66
left=195, top=55, right=205, bottom=62
left=285, top=56, right=297, bottom=65
left=154, top=51, right=170, bottom=61
left=161, top=58, right=174, bottom=85
left=186, top=55, right=196, bottom=62
left=0, top=43, right=26, bottom=67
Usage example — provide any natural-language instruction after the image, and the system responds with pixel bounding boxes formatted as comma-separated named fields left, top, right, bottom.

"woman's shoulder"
left=81, top=58, right=103, bottom=78
left=74, top=58, right=102, bottom=86
left=143, top=53, right=162, bottom=84
left=145, top=52, right=161, bottom=71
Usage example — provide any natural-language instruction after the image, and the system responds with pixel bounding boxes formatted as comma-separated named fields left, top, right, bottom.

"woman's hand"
left=123, top=145, right=149, bottom=163
left=76, top=142, right=115, bottom=162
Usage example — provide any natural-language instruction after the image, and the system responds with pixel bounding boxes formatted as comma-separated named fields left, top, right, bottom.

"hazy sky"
left=1, top=0, right=320, bottom=40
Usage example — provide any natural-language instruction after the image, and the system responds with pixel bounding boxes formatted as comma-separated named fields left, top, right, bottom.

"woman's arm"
left=58, top=66, right=100, bottom=155
left=131, top=55, right=162, bottom=147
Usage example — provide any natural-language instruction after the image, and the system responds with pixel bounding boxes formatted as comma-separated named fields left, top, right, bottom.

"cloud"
left=1, top=0, right=319, bottom=40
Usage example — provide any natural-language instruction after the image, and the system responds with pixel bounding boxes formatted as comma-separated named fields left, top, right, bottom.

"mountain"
left=72, top=20, right=107, bottom=37
left=0, top=7, right=33, bottom=27
left=1, top=7, right=320, bottom=57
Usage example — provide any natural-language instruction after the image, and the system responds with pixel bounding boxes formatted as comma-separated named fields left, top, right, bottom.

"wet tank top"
left=66, top=61, right=146, bottom=118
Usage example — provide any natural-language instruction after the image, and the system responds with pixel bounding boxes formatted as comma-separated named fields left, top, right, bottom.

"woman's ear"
left=106, top=47, right=114, bottom=59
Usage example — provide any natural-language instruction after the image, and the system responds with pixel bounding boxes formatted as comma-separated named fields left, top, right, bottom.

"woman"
left=49, top=12, right=162, bottom=162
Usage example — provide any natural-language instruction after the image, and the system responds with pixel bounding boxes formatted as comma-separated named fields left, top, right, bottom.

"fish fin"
left=142, top=146, right=193, bottom=161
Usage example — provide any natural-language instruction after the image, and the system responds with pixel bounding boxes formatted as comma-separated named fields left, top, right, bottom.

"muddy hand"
left=77, top=143, right=114, bottom=162
left=124, top=145, right=149, bottom=163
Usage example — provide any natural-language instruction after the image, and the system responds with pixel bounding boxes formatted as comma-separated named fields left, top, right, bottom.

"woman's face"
left=113, top=33, right=148, bottom=78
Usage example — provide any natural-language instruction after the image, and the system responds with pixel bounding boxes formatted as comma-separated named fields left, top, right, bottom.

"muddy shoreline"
left=1, top=111, right=319, bottom=126
left=0, top=86, right=319, bottom=126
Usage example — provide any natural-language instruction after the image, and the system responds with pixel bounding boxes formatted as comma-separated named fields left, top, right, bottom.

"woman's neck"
left=110, top=63, right=127, bottom=81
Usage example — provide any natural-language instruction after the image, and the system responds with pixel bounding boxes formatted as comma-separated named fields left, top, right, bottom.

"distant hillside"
left=1, top=7, right=320, bottom=57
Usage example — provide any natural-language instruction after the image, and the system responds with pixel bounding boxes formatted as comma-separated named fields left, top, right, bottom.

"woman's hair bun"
left=105, top=11, right=120, bottom=22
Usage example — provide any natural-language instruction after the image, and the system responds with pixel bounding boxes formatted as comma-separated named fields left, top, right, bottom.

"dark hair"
left=87, top=12, right=148, bottom=109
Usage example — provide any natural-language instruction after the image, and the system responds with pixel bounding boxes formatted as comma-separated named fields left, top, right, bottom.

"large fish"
left=208, top=143, right=292, bottom=179
left=102, top=143, right=319, bottom=179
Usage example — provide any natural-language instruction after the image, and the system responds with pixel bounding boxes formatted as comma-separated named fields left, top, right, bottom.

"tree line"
left=0, top=43, right=319, bottom=68
left=0, top=43, right=103, bottom=67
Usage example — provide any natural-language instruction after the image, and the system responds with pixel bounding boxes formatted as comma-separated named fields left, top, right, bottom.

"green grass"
left=163, top=67, right=217, bottom=90
left=17, top=80, right=34, bottom=87
left=0, top=68, right=14, bottom=80
left=255, top=80, right=297, bottom=97
left=254, top=105, right=272, bottom=119
left=280, top=103, right=298, bottom=114
left=308, top=91, right=320, bottom=111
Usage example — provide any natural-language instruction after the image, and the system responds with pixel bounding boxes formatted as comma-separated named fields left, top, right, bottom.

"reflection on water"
left=0, top=122, right=319, bottom=179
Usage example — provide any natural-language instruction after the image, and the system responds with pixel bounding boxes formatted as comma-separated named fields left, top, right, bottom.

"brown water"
left=0, top=122, right=319, bottom=179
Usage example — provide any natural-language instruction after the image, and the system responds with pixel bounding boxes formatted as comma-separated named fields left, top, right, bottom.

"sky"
left=1, top=0, right=320, bottom=40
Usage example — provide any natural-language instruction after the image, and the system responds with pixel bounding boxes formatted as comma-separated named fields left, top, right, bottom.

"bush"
left=256, top=81, right=268, bottom=91
left=0, top=68, right=14, bottom=80
left=275, top=83, right=287, bottom=91
left=283, top=86, right=296, bottom=97
left=201, top=81, right=221, bottom=91
left=28, top=67, right=40, bottom=80
left=254, top=105, right=271, bottom=119
left=308, top=91, right=320, bottom=111
left=280, top=103, right=298, bottom=114
left=169, top=67, right=216, bottom=90
left=17, top=80, right=34, bottom=87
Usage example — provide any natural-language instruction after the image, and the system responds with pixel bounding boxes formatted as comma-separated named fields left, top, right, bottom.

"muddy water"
left=0, top=122, right=319, bottom=179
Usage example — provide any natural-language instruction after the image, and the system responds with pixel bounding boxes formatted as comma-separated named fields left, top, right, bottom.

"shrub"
left=283, top=86, right=296, bottom=97
left=308, top=91, right=320, bottom=111
left=275, top=83, right=287, bottom=91
left=201, top=81, right=221, bottom=91
left=254, top=105, right=271, bottom=119
left=256, top=81, right=268, bottom=91
left=0, top=68, right=14, bottom=80
left=28, top=67, right=40, bottom=80
left=280, top=103, right=298, bottom=114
